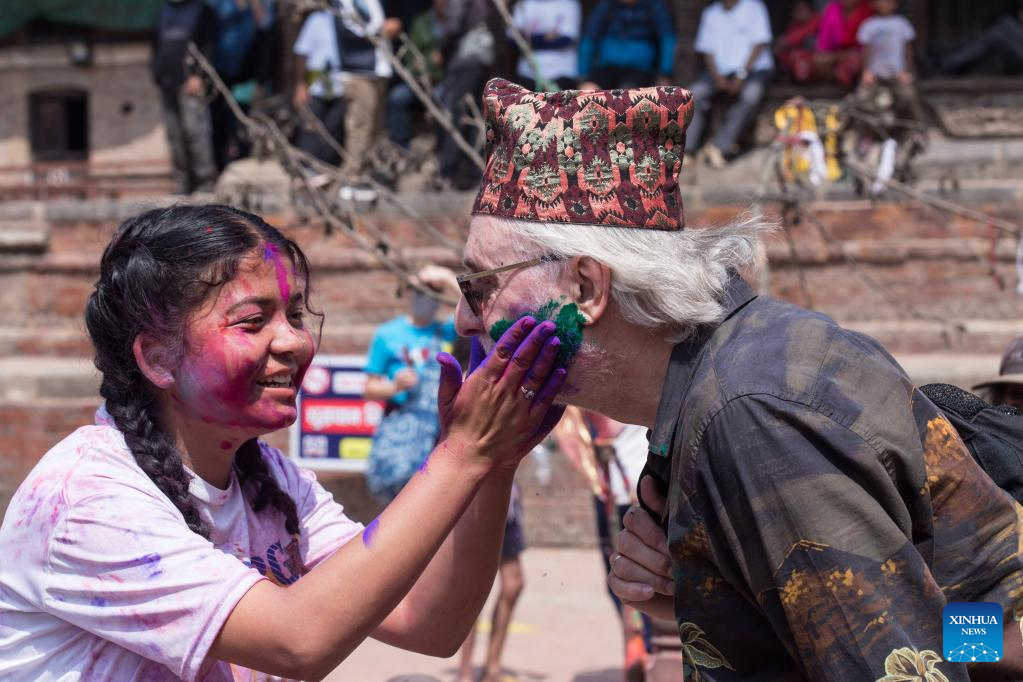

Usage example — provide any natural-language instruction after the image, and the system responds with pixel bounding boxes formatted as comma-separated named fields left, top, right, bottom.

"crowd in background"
left=151, top=0, right=1023, bottom=194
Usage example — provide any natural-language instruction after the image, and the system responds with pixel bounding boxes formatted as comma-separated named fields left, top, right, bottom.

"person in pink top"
left=813, top=0, right=873, bottom=86
left=0, top=204, right=567, bottom=681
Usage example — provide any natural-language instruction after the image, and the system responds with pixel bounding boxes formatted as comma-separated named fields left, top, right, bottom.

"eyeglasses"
left=457, top=254, right=564, bottom=317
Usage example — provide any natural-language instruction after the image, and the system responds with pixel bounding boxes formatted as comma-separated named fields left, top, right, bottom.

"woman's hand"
left=607, top=476, right=675, bottom=622
left=435, top=317, right=566, bottom=472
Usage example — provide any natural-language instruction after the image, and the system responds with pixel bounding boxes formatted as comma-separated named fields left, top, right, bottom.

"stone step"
left=0, top=222, right=49, bottom=254
left=0, top=357, right=100, bottom=401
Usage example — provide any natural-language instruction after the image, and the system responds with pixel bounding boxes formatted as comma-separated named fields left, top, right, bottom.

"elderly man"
left=455, top=78, right=1023, bottom=680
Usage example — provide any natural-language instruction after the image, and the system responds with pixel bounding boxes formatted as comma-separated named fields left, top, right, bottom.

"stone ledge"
left=0, top=225, right=48, bottom=253
left=0, top=357, right=99, bottom=401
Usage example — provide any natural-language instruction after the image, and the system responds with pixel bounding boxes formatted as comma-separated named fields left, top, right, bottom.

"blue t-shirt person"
left=365, top=316, right=458, bottom=408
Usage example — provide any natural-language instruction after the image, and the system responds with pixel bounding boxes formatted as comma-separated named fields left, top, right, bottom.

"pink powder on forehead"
left=263, top=243, right=291, bottom=302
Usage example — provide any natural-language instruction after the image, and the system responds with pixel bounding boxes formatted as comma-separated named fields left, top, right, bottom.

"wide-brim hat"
left=973, top=336, right=1023, bottom=391
left=973, top=374, right=1023, bottom=391
left=471, top=78, right=695, bottom=231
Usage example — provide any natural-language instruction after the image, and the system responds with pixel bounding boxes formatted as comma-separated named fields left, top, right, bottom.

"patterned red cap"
left=471, top=78, right=695, bottom=231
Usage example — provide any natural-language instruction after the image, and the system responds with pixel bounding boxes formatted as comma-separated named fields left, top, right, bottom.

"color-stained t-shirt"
left=644, top=276, right=1023, bottom=681
left=0, top=408, right=364, bottom=681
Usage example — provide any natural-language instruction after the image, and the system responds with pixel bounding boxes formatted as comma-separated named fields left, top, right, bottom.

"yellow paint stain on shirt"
left=824, top=568, right=855, bottom=591
left=780, top=570, right=811, bottom=607
left=863, top=612, right=887, bottom=632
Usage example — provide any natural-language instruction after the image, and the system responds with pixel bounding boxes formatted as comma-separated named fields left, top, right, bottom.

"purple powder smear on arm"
left=363, top=518, right=380, bottom=547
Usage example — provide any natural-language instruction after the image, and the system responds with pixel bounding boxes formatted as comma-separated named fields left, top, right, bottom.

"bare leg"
left=482, top=557, right=525, bottom=681
left=457, top=621, right=478, bottom=682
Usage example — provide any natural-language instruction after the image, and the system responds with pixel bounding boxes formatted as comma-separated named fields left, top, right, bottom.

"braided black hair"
left=85, top=204, right=320, bottom=540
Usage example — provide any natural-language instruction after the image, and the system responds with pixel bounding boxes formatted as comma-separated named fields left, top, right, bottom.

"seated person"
left=813, top=0, right=873, bottom=87
left=387, top=0, right=444, bottom=151
left=684, top=0, right=773, bottom=169
left=577, top=0, right=676, bottom=90
left=510, top=0, right=582, bottom=91
left=775, top=0, right=820, bottom=83
left=939, top=1, right=1023, bottom=76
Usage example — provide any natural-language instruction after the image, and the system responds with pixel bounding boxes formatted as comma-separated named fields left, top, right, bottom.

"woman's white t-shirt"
left=0, top=410, right=364, bottom=681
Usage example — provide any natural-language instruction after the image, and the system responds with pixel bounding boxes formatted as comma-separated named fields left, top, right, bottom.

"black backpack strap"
left=920, top=382, right=1023, bottom=506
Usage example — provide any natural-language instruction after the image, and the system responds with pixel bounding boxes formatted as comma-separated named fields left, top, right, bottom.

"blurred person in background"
left=435, top=0, right=496, bottom=189
left=151, top=0, right=219, bottom=194
left=209, top=0, right=273, bottom=171
left=386, top=0, right=445, bottom=151
left=774, top=0, right=821, bottom=83
left=293, top=3, right=348, bottom=167
left=363, top=266, right=460, bottom=503
left=510, top=0, right=582, bottom=91
left=813, top=0, right=873, bottom=86
left=577, top=0, right=676, bottom=90
left=554, top=408, right=658, bottom=682
left=684, top=0, right=773, bottom=170
left=938, top=0, right=1023, bottom=76
left=456, top=482, right=528, bottom=682
left=294, top=0, right=393, bottom=201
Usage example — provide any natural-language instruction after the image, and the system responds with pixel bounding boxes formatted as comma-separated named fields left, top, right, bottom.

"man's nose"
left=454, top=296, right=484, bottom=337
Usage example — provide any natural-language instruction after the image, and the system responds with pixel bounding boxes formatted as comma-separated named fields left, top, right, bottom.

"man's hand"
left=607, top=476, right=675, bottom=622
left=713, top=73, right=730, bottom=92
left=861, top=69, right=877, bottom=87
left=897, top=70, right=913, bottom=84
left=293, top=82, right=310, bottom=109
left=579, top=81, right=600, bottom=91
left=184, top=75, right=204, bottom=97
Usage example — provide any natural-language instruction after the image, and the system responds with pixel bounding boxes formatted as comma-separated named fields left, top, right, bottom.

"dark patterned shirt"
left=644, top=276, right=1023, bottom=681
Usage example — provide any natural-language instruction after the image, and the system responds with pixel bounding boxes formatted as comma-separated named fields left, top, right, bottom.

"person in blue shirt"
left=577, top=0, right=677, bottom=90
left=364, top=266, right=462, bottom=501
left=364, top=265, right=459, bottom=408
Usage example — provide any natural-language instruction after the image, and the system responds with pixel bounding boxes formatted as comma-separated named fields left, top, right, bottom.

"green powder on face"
left=489, top=300, right=586, bottom=369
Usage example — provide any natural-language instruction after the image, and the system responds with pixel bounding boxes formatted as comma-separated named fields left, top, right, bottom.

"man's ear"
left=569, top=256, right=612, bottom=325
left=132, top=334, right=175, bottom=390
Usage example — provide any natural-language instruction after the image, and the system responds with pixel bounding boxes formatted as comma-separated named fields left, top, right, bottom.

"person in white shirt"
left=293, top=0, right=396, bottom=199
left=685, top=0, right=774, bottom=169
left=854, top=0, right=926, bottom=179
left=0, top=204, right=568, bottom=681
left=510, top=0, right=582, bottom=90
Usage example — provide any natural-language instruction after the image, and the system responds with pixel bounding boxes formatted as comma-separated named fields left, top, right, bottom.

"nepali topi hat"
left=471, top=78, right=695, bottom=231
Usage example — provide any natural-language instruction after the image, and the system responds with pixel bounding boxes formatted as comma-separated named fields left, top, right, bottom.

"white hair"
left=491, top=213, right=774, bottom=343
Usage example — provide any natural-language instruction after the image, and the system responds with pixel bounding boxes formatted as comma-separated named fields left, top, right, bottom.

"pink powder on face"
left=263, top=243, right=291, bottom=303
left=168, top=251, right=315, bottom=438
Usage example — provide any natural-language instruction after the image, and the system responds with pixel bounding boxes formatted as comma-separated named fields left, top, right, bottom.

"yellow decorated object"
left=774, top=99, right=818, bottom=185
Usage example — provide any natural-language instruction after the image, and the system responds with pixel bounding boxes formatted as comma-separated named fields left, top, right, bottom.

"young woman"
left=0, top=204, right=566, bottom=681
